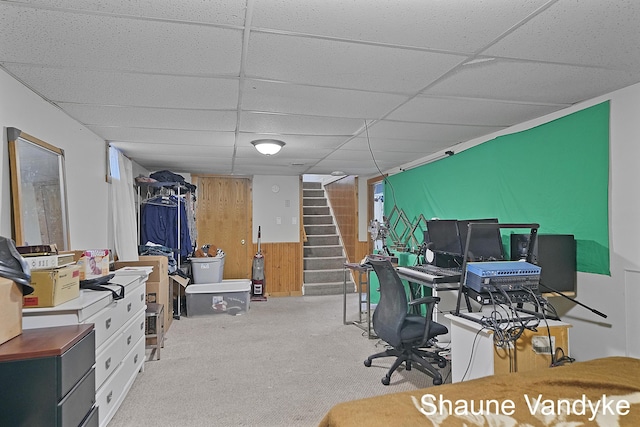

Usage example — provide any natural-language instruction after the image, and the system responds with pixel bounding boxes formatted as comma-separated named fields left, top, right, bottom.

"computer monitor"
left=457, top=219, right=504, bottom=261
left=510, top=234, right=576, bottom=293
left=425, top=220, right=463, bottom=257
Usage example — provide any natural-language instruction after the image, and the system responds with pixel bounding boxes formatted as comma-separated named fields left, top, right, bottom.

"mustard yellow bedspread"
left=319, top=356, right=640, bottom=427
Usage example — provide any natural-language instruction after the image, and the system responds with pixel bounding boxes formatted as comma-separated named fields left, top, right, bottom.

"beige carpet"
left=108, top=293, right=449, bottom=427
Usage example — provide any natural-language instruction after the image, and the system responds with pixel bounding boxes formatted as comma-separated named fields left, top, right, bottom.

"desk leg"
left=343, top=266, right=348, bottom=325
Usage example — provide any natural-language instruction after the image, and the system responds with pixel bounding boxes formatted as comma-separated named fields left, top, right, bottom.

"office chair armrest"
left=408, top=296, right=441, bottom=307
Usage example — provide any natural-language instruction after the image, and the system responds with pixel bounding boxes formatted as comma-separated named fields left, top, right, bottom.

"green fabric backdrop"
left=385, top=101, right=610, bottom=275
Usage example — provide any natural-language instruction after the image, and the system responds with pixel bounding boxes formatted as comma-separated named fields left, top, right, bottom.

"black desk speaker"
left=510, top=234, right=577, bottom=293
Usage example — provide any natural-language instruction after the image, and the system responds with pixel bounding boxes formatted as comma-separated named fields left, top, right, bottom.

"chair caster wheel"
left=364, top=359, right=372, bottom=367
left=438, top=359, right=447, bottom=368
left=433, top=377, right=443, bottom=386
left=382, top=377, right=390, bottom=386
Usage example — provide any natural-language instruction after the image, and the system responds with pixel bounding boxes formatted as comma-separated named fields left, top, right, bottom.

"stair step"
left=304, top=245, right=344, bottom=257
left=303, top=206, right=330, bottom=215
left=303, top=214, right=334, bottom=225
left=304, top=268, right=345, bottom=283
left=303, top=197, right=328, bottom=207
left=302, top=182, right=322, bottom=189
left=303, top=189, right=325, bottom=198
left=304, top=256, right=346, bottom=270
left=305, top=234, right=340, bottom=246
left=303, top=282, right=355, bottom=296
left=304, top=224, right=336, bottom=235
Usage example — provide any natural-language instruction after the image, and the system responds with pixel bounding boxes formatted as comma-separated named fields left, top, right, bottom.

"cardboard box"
left=0, top=278, right=22, bottom=345
left=75, top=249, right=110, bottom=281
left=115, top=256, right=168, bottom=283
left=146, top=278, right=172, bottom=333
left=24, top=265, right=80, bottom=308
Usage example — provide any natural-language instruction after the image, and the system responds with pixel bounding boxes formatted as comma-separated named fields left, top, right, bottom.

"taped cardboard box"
left=146, top=278, right=172, bottom=335
left=114, top=256, right=168, bottom=283
left=0, top=278, right=22, bottom=345
left=23, top=265, right=80, bottom=308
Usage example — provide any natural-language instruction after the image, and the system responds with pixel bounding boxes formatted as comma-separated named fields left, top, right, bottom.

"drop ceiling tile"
left=2, top=65, right=239, bottom=108
left=252, top=0, right=548, bottom=53
left=236, top=133, right=350, bottom=150
left=245, top=32, right=465, bottom=93
left=425, top=59, right=640, bottom=104
left=242, top=80, right=407, bottom=119
left=59, top=104, right=237, bottom=131
left=9, top=0, right=247, bottom=26
left=239, top=112, right=363, bottom=135
left=90, top=126, right=235, bottom=146
left=367, top=120, right=503, bottom=143
left=343, top=137, right=472, bottom=154
left=388, top=96, right=569, bottom=126
left=484, top=0, right=640, bottom=69
left=111, top=142, right=235, bottom=158
left=323, top=149, right=424, bottom=165
left=0, top=4, right=243, bottom=75
left=235, top=145, right=331, bottom=161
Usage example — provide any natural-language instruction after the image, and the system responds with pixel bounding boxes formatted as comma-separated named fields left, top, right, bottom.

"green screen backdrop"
left=385, top=101, right=610, bottom=275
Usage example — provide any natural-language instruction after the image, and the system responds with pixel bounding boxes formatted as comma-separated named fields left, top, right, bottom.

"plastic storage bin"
left=185, top=280, right=251, bottom=316
left=191, top=256, right=225, bottom=284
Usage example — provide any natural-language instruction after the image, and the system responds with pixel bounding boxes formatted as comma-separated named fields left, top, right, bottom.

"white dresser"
left=23, top=272, right=148, bottom=427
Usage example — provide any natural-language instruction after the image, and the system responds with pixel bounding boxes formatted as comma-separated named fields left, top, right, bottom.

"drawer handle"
left=106, top=318, right=112, bottom=329
left=140, top=293, right=144, bottom=301
left=105, top=357, right=111, bottom=370
left=140, top=322, right=144, bottom=330
left=127, top=335, right=132, bottom=345
left=134, top=354, right=139, bottom=364
left=127, top=302, right=132, bottom=312
left=107, top=391, right=113, bottom=404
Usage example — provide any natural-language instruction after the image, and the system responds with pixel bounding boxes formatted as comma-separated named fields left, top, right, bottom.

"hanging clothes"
left=140, top=195, right=192, bottom=259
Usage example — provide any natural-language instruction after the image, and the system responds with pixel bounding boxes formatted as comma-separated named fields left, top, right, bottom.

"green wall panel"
left=386, top=102, right=610, bottom=275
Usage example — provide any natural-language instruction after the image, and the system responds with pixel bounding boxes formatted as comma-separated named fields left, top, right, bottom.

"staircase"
left=302, top=182, right=355, bottom=295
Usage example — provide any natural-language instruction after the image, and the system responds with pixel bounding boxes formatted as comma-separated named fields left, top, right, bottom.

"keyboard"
left=396, top=265, right=461, bottom=284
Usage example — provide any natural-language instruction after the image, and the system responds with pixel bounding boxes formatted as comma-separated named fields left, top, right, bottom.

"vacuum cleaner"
left=251, top=226, right=267, bottom=301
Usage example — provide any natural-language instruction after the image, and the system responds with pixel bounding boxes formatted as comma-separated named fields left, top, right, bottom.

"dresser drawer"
left=94, top=333, right=124, bottom=391
left=121, top=283, right=146, bottom=320
left=96, top=336, right=144, bottom=426
left=59, top=330, right=95, bottom=399
left=58, top=367, right=95, bottom=427
left=80, top=405, right=99, bottom=427
left=85, top=302, right=123, bottom=349
left=121, top=309, right=146, bottom=355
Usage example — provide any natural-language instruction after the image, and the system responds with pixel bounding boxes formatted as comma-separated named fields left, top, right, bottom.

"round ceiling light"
left=251, top=139, right=285, bottom=156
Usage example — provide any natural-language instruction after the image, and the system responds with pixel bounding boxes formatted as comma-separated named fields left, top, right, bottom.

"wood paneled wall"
left=325, top=176, right=360, bottom=263
left=253, top=242, right=303, bottom=297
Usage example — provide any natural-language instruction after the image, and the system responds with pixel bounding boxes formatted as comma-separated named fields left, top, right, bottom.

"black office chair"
left=364, top=258, right=448, bottom=385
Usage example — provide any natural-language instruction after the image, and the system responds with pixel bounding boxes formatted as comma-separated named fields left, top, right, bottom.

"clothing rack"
left=137, top=181, right=192, bottom=319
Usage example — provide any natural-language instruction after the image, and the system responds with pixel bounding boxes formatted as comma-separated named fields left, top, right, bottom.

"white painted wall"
left=252, top=175, right=300, bottom=243
left=1, top=68, right=109, bottom=249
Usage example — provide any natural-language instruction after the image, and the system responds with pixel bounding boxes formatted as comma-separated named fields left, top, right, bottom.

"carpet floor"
left=107, top=293, right=449, bottom=427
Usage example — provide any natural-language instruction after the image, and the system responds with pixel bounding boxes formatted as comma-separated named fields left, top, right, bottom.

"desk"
left=343, top=263, right=375, bottom=339
left=446, top=312, right=571, bottom=383
left=343, top=263, right=461, bottom=340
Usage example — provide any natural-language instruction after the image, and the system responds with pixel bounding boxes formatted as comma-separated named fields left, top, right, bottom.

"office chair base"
left=364, top=347, right=446, bottom=386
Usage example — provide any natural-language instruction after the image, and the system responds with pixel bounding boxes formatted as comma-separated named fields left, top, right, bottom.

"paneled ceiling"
left=2, top=0, right=639, bottom=176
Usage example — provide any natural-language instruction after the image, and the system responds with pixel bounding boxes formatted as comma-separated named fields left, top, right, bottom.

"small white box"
left=185, top=280, right=250, bottom=316
left=191, top=256, right=225, bottom=284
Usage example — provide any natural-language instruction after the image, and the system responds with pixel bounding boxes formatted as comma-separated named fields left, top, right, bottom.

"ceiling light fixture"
left=251, top=139, right=285, bottom=156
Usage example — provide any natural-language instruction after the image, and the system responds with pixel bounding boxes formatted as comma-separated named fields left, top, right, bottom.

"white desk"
left=446, top=312, right=571, bottom=383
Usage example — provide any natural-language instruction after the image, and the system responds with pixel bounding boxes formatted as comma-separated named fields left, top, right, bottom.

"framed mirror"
left=7, top=127, right=70, bottom=250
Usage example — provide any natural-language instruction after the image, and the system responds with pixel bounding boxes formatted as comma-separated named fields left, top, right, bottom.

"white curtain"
left=110, top=149, right=138, bottom=261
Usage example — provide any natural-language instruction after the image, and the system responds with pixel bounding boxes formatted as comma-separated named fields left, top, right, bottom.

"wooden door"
left=194, top=176, right=252, bottom=279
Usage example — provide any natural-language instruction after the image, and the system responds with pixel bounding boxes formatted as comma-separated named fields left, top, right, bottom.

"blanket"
left=318, top=356, right=640, bottom=426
